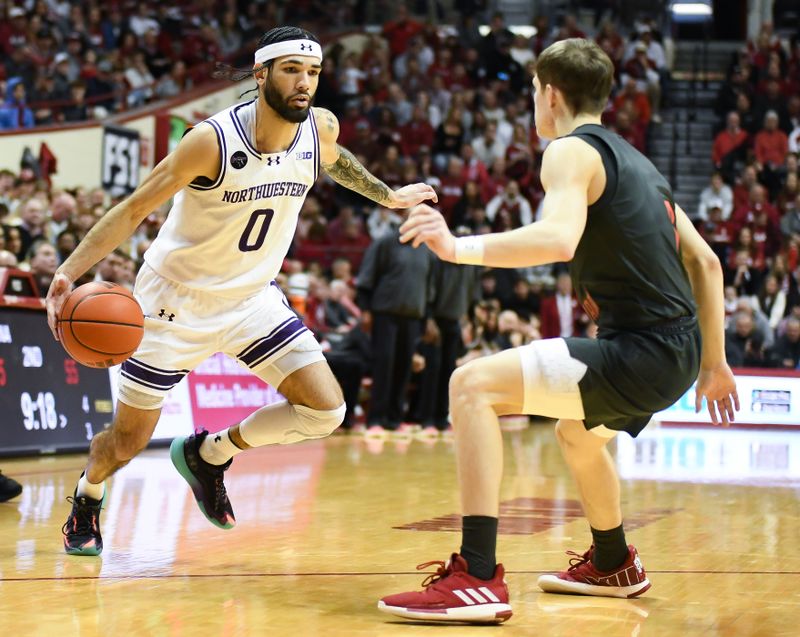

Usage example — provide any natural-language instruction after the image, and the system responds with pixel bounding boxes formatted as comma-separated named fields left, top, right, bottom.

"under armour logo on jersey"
left=230, top=150, right=248, bottom=169
left=266, top=156, right=281, bottom=166
left=158, top=309, right=175, bottom=321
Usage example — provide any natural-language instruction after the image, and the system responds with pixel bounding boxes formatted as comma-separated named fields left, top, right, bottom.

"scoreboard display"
left=0, top=307, right=114, bottom=456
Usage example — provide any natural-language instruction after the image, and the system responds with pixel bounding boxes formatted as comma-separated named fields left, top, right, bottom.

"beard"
left=262, top=76, right=313, bottom=123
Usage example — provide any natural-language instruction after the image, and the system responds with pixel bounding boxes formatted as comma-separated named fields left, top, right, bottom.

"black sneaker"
left=170, top=430, right=235, bottom=529
left=62, top=490, right=104, bottom=556
left=0, top=471, right=22, bottom=502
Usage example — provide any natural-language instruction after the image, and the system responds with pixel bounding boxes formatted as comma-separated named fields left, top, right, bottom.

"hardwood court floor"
left=1, top=422, right=798, bottom=637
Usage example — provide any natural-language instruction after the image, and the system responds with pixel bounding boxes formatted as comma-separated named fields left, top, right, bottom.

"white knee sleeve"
left=238, top=401, right=346, bottom=446
left=292, top=403, right=346, bottom=440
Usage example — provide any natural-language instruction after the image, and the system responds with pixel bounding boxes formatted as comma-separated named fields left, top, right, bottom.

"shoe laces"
left=416, top=560, right=452, bottom=588
left=566, top=547, right=593, bottom=571
left=211, top=467, right=229, bottom=511
left=62, top=496, right=99, bottom=536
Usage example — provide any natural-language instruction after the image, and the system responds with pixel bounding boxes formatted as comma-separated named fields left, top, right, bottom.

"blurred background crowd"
left=1, top=1, right=799, bottom=439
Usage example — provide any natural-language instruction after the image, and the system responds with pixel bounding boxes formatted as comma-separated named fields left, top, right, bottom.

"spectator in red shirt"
left=713, top=111, right=750, bottom=182
left=699, top=201, right=734, bottom=264
left=399, top=104, right=435, bottom=157
left=335, top=220, right=371, bottom=271
left=539, top=272, right=588, bottom=339
left=458, top=140, right=487, bottom=179
left=754, top=110, right=789, bottom=195
left=596, top=20, right=625, bottom=70
left=438, top=156, right=466, bottom=225
left=733, top=164, right=759, bottom=210
left=382, top=4, right=424, bottom=57
left=326, top=206, right=362, bottom=245
left=613, top=78, right=651, bottom=126
left=731, top=183, right=780, bottom=233
left=1, top=7, right=29, bottom=56
left=613, top=109, right=646, bottom=153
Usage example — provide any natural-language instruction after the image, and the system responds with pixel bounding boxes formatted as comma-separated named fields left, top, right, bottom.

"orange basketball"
left=57, top=281, right=144, bottom=368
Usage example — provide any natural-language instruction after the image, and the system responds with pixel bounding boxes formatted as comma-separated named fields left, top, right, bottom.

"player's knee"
left=555, top=419, right=599, bottom=453
left=294, top=402, right=346, bottom=438
left=449, top=364, right=488, bottom=408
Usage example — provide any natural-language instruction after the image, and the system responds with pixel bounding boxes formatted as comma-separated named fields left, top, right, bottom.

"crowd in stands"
left=2, top=5, right=798, bottom=435
left=705, top=22, right=800, bottom=371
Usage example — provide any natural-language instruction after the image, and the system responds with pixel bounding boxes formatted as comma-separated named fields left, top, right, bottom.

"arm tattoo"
left=322, top=144, right=392, bottom=205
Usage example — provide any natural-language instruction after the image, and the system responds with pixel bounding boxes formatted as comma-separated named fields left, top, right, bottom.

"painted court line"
left=3, top=569, right=800, bottom=583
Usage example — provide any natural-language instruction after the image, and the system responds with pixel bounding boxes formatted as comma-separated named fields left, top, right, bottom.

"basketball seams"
left=58, top=283, right=144, bottom=367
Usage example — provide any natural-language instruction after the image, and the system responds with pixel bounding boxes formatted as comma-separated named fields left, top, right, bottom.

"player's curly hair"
left=215, top=26, right=321, bottom=84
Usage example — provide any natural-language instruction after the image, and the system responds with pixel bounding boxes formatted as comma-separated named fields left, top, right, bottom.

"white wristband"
left=454, top=236, right=485, bottom=265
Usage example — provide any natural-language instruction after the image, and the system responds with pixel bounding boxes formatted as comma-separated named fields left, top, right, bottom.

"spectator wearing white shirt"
left=485, top=180, right=532, bottom=230
left=367, top=206, right=403, bottom=240
left=129, top=5, right=160, bottom=38
left=697, top=172, right=734, bottom=221
left=471, top=120, right=507, bottom=167
left=788, top=95, right=800, bottom=153
left=625, top=27, right=666, bottom=70
left=509, top=34, right=535, bottom=68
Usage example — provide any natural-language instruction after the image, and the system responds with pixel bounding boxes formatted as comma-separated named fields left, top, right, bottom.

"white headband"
left=254, top=40, right=323, bottom=65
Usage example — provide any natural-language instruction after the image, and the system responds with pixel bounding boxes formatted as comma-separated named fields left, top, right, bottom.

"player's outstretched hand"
left=45, top=271, right=74, bottom=341
left=388, top=183, right=438, bottom=209
left=399, top=204, right=456, bottom=261
left=694, top=363, right=739, bottom=426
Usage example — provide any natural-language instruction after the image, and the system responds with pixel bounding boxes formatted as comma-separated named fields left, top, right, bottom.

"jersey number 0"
left=238, top=209, right=274, bottom=252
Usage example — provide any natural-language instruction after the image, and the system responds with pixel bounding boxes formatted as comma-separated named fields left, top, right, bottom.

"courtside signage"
left=655, top=370, right=800, bottom=427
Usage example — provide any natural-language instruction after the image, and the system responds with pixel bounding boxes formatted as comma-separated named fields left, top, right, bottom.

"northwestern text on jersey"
left=221, top=181, right=309, bottom=204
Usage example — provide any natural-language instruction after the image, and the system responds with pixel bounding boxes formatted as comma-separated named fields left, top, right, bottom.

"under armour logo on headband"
left=255, top=39, right=323, bottom=65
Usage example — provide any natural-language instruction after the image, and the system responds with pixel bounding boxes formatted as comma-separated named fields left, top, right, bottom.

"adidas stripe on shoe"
left=378, top=553, right=512, bottom=624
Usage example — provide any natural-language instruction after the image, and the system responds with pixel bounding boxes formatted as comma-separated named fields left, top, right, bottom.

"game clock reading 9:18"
left=0, top=309, right=116, bottom=454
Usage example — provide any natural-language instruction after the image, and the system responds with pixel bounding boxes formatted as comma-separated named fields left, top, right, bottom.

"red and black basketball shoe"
left=378, top=553, right=512, bottom=624
left=537, top=545, right=651, bottom=598
left=62, top=489, right=105, bottom=556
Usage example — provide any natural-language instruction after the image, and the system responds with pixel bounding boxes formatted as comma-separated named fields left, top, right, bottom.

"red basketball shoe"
left=537, top=545, right=651, bottom=598
left=378, top=553, right=512, bottom=624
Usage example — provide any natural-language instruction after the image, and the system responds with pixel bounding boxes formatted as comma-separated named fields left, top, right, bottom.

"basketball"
left=57, top=281, right=144, bottom=368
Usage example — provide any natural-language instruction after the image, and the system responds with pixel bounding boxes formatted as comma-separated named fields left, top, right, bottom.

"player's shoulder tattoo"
left=313, top=107, right=337, bottom=133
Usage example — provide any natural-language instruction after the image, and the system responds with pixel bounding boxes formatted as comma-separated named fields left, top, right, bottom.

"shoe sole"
left=64, top=491, right=106, bottom=556
left=170, top=437, right=235, bottom=530
left=537, top=574, right=651, bottom=598
left=377, top=601, right=512, bottom=624
left=0, top=486, right=22, bottom=502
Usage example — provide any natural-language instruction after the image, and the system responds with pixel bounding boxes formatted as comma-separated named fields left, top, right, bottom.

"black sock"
left=591, top=524, right=629, bottom=572
left=460, top=515, right=498, bottom=580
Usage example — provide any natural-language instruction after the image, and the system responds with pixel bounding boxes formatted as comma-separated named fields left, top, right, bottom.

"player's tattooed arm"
left=314, top=106, right=394, bottom=206
left=322, top=145, right=393, bottom=205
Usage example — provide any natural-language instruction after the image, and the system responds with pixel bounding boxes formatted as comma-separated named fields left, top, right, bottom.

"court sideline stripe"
left=3, top=569, right=800, bottom=583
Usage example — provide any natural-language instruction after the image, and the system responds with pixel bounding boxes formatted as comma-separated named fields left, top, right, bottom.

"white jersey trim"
left=187, top=119, right=227, bottom=191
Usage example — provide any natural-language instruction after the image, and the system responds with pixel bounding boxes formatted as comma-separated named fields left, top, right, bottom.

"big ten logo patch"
left=296, top=151, right=313, bottom=160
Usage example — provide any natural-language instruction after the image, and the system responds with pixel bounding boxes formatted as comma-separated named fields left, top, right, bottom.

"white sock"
left=76, top=473, right=105, bottom=501
left=199, top=429, right=245, bottom=466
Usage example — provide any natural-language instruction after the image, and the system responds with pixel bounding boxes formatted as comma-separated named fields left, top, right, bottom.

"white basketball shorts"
left=117, top=264, right=323, bottom=403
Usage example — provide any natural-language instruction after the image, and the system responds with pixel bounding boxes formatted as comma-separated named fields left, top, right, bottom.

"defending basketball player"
left=45, top=26, right=437, bottom=556
left=378, top=39, right=738, bottom=623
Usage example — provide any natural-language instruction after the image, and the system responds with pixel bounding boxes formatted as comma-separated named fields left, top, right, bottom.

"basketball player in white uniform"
left=46, top=26, right=437, bottom=555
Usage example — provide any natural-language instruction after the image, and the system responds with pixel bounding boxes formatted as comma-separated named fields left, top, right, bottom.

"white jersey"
left=144, top=99, right=320, bottom=298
